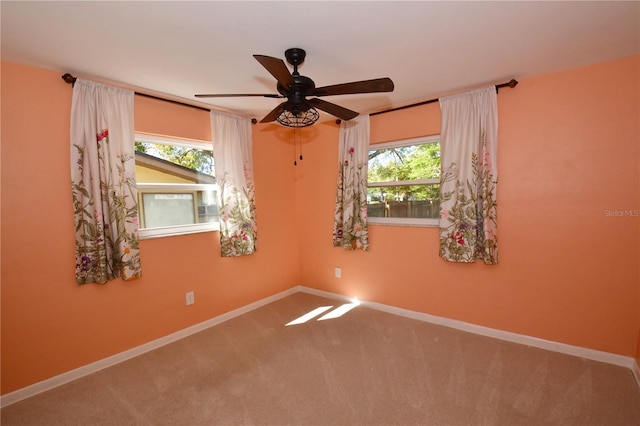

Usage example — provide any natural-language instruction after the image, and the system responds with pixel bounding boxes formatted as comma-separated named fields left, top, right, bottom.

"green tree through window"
left=367, top=136, right=441, bottom=223
left=135, top=141, right=213, bottom=176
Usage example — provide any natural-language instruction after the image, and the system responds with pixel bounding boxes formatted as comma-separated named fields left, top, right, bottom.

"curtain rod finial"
left=251, top=118, right=257, bottom=124
left=508, top=79, right=518, bottom=88
left=62, top=73, right=77, bottom=85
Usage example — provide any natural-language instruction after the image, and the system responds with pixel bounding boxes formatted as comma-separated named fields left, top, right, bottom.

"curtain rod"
left=64, top=73, right=517, bottom=126
left=61, top=73, right=258, bottom=124
left=336, top=78, right=518, bottom=124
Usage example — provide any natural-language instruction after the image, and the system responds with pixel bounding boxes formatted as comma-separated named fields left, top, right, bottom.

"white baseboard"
left=3, top=285, right=639, bottom=407
left=294, top=285, right=355, bottom=303
left=0, top=286, right=298, bottom=408
left=633, top=359, right=640, bottom=387
left=297, top=286, right=640, bottom=390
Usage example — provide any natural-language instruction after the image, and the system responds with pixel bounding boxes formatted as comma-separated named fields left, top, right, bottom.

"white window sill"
left=139, top=223, right=219, bottom=240
left=367, top=217, right=439, bottom=227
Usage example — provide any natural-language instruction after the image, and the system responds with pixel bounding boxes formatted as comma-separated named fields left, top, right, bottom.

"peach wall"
left=134, top=95, right=211, bottom=141
left=297, top=55, right=640, bottom=357
left=0, top=61, right=299, bottom=394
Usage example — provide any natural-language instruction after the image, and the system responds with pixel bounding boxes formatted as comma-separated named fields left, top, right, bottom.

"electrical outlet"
left=186, top=291, right=195, bottom=305
left=335, top=267, right=341, bottom=278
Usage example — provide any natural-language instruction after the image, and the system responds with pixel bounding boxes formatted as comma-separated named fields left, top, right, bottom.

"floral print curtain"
left=211, top=111, right=257, bottom=257
left=70, top=79, right=141, bottom=284
left=333, top=115, right=370, bottom=251
left=439, top=86, right=499, bottom=264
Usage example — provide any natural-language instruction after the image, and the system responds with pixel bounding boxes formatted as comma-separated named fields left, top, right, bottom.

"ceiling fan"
left=195, top=48, right=394, bottom=127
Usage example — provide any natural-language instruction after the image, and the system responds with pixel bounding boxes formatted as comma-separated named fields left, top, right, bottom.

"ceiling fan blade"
left=253, top=55, right=295, bottom=88
left=308, top=98, right=359, bottom=121
left=195, top=93, right=283, bottom=98
left=260, top=102, right=287, bottom=123
left=314, top=77, right=394, bottom=97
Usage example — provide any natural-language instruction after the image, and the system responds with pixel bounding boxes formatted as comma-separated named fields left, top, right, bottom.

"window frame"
left=367, top=135, right=440, bottom=227
left=134, top=133, right=219, bottom=239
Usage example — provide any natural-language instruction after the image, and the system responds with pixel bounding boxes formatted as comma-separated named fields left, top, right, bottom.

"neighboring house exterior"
left=135, top=151, right=216, bottom=184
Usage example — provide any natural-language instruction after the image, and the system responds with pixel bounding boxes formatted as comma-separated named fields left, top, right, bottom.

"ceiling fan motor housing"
left=277, top=74, right=316, bottom=113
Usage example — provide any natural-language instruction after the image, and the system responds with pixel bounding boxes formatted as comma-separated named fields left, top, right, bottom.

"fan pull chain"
left=293, top=128, right=298, bottom=166
left=293, top=128, right=304, bottom=166
left=299, top=132, right=303, bottom=161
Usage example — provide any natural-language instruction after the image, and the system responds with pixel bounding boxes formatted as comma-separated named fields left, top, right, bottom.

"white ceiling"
left=2, top=1, right=639, bottom=123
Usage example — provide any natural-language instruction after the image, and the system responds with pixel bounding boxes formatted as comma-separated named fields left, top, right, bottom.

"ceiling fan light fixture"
left=276, top=107, right=320, bottom=128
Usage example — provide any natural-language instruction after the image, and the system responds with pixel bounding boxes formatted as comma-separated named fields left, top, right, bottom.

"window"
left=134, top=133, right=219, bottom=238
left=367, top=135, right=440, bottom=226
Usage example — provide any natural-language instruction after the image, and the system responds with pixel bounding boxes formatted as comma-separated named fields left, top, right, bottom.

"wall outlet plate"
left=335, top=267, right=341, bottom=278
left=186, top=291, right=195, bottom=305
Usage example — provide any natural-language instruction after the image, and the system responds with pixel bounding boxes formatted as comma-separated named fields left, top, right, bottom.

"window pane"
left=367, top=185, right=440, bottom=219
left=142, top=193, right=195, bottom=228
left=368, top=142, right=440, bottom=183
left=140, top=188, right=219, bottom=229
left=196, top=188, right=219, bottom=224
left=135, top=141, right=214, bottom=183
left=134, top=136, right=219, bottom=236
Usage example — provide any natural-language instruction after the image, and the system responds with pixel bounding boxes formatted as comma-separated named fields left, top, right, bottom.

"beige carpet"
left=2, top=291, right=640, bottom=425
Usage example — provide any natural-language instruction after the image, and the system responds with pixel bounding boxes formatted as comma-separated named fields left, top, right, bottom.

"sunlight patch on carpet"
left=317, top=302, right=358, bottom=321
left=286, top=299, right=361, bottom=326
left=286, top=306, right=334, bottom=325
